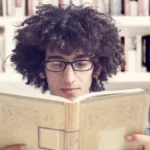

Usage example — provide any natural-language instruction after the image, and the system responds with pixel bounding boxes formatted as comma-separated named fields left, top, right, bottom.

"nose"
left=62, top=64, right=76, bottom=85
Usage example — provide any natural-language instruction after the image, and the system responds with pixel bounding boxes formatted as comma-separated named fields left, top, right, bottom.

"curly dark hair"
left=10, top=3, right=124, bottom=93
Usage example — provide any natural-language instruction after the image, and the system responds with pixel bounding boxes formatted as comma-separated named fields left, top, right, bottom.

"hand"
left=126, top=134, right=150, bottom=150
left=0, top=145, right=26, bottom=150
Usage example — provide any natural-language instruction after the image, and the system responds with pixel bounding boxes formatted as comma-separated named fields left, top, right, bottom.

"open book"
left=0, top=88, right=149, bottom=150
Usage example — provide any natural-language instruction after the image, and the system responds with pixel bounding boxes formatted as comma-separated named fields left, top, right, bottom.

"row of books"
left=0, top=28, right=4, bottom=73
left=121, top=35, right=150, bottom=73
left=0, top=0, right=149, bottom=16
left=1, top=34, right=150, bottom=73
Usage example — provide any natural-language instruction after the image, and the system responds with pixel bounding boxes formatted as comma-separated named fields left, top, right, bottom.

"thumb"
left=1, top=144, right=26, bottom=150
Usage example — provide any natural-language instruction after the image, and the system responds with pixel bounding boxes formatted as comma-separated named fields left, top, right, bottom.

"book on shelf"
left=121, top=34, right=150, bottom=73
left=2, top=0, right=7, bottom=16
left=0, top=88, right=149, bottom=150
left=59, top=0, right=70, bottom=6
left=70, top=0, right=81, bottom=6
left=130, top=0, right=138, bottom=16
left=40, top=0, right=59, bottom=6
left=125, top=35, right=142, bottom=72
left=1, top=0, right=26, bottom=16
left=0, top=0, right=150, bottom=16
left=110, top=0, right=121, bottom=16
left=138, top=0, right=149, bottom=16
left=142, top=35, right=150, bottom=72
left=124, top=0, right=130, bottom=15
left=0, top=27, right=5, bottom=73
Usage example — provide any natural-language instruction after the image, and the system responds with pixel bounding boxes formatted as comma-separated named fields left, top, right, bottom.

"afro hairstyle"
left=10, top=3, right=124, bottom=93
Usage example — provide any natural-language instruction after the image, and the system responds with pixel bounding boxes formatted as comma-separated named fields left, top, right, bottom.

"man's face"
left=42, top=50, right=94, bottom=100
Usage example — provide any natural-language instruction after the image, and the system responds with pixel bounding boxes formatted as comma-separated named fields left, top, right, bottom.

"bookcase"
left=0, top=0, right=150, bottom=87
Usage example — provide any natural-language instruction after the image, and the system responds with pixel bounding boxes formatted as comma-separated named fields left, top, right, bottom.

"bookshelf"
left=113, top=16, right=150, bottom=27
left=113, top=16, right=150, bottom=37
left=0, top=1, right=150, bottom=86
left=0, top=16, right=150, bottom=83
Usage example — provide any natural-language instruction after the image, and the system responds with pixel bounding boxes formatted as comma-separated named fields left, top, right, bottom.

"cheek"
left=45, top=72, right=60, bottom=89
left=79, top=71, right=93, bottom=86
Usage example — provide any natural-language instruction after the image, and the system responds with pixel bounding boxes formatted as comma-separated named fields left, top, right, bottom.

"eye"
left=51, top=62, right=64, bottom=67
left=76, top=62, right=86, bottom=66
left=75, top=61, right=89, bottom=67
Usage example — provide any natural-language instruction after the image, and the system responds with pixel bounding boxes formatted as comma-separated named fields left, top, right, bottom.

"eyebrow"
left=74, top=54, right=88, bottom=59
left=47, top=56, right=64, bottom=60
left=47, top=54, right=88, bottom=60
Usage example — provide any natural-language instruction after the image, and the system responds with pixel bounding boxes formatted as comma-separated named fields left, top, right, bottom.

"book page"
left=0, top=91, right=71, bottom=103
left=0, top=93, right=66, bottom=150
left=79, top=93, right=150, bottom=150
left=74, top=88, right=145, bottom=102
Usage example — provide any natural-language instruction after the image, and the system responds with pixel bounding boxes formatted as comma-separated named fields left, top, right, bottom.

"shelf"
left=113, top=16, right=150, bottom=27
left=108, top=72, right=150, bottom=82
left=0, top=16, right=150, bottom=84
left=0, top=16, right=26, bottom=26
left=0, top=16, right=150, bottom=36
left=0, top=16, right=150, bottom=27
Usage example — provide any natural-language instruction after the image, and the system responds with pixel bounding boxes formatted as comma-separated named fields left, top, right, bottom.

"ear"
left=94, top=65, right=102, bottom=78
left=39, top=72, right=45, bottom=79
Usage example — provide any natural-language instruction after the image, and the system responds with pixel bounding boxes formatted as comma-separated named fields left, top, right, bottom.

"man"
left=1, top=3, right=150, bottom=150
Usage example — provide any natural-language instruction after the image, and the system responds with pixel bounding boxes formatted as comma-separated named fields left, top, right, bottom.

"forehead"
left=46, top=49, right=88, bottom=59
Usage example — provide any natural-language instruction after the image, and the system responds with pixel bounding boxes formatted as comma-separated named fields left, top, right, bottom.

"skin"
left=1, top=50, right=150, bottom=150
left=40, top=49, right=100, bottom=100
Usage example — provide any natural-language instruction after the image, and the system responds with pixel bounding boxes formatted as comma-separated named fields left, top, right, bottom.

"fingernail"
left=126, top=135, right=133, bottom=141
left=20, top=145, right=27, bottom=150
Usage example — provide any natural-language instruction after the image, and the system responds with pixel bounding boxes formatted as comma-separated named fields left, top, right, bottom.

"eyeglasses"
left=44, top=60, right=93, bottom=72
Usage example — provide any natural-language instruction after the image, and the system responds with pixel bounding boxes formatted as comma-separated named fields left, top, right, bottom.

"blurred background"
left=0, top=0, right=150, bottom=97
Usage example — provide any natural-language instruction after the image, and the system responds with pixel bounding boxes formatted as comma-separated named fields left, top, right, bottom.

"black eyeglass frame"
left=43, top=60, right=94, bottom=72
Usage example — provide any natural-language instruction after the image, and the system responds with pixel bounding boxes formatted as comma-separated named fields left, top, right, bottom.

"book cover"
left=142, top=35, right=150, bottom=72
left=130, top=0, right=138, bottom=16
left=0, top=89, right=149, bottom=150
left=110, top=0, right=121, bottom=15
left=124, top=0, right=130, bottom=16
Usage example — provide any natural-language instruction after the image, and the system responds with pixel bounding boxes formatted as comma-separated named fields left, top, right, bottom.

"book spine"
left=120, top=37, right=126, bottom=72
left=0, top=34, right=5, bottom=72
left=71, top=0, right=81, bottom=6
left=104, top=0, right=110, bottom=13
left=128, top=49, right=137, bottom=72
left=92, top=0, right=97, bottom=7
left=110, top=0, right=121, bottom=15
left=32, top=0, right=40, bottom=15
left=124, top=0, right=130, bottom=16
left=138, top=0, right=144, bottom=16
left=61, top=0, right=70, bottom=5
left=7, top=0, right=13, bottom=16
left=0, top=0, right=2, bottom=16
left=136, top=35, right=142, bottom=72
left=40, top=0, right=51, bottom=4
left=40, top=0, right=59, bottom=6
left=124, top=37, right=132, bottom=72
left=143, top=0, right=149, bottom=16
left=130, top=0, right=138, bottom=16
left=2, top=0, right=6, bottom=16
left=145, top=36, right=150, bottom=71
left=13, top=0, right=25, bottom=16
left=121, top=0, right=125, bottom=15
left=141, top=37, right=147, bottom=72
left=52, top=0, right=59, bottom=6
left=127, top=37, right=137, bottom=72
left=64, top=102, right=80, bottom=150
left=26, top=0, right=33, bottom=16
left=97, top=0, right=105, bottom=12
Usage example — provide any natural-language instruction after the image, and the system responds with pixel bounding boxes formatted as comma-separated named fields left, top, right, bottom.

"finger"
left=0, top=144, right=26, bottom=150
left=126, top=134, right=150, bottom=146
